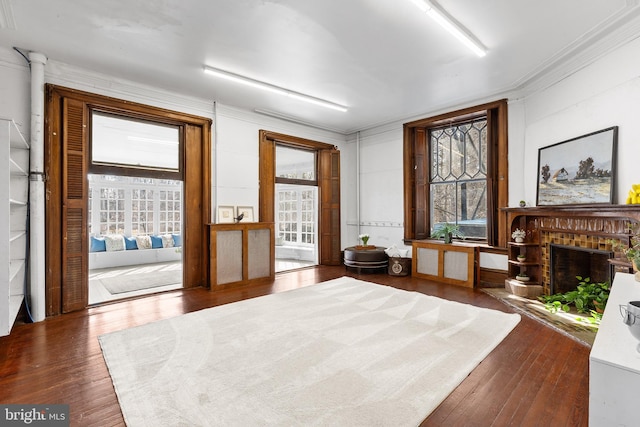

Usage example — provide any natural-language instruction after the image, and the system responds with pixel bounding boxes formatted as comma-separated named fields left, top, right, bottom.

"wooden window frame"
left=45, top=84, right=211, bottom=315
left=403, top=99, right=508, bottom=247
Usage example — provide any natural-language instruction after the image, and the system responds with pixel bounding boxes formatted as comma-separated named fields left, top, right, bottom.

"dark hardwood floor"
left=0, top=266, right=590, bottom=426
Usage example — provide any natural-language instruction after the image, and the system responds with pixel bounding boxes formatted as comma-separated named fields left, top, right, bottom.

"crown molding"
left=515, top=0, right=640, bottom=94
left=214, top=103, right=348, bottom=145
left=45, top=59, right=214, bottom=118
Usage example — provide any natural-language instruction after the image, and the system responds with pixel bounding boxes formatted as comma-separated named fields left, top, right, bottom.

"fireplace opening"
left=549, top=244, right=613, bottom=294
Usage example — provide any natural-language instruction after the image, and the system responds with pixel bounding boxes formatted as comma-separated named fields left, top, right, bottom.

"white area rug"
left=99, top=277, right=520, bottom=426
left=100, top=270, right=182, bottom=294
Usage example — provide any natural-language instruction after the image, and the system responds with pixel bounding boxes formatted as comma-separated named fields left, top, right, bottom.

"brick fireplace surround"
left=503, top=205, right=640, bottom=295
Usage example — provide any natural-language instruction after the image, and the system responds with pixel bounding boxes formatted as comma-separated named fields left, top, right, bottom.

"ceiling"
left=1, top=0, right=640, bottom=134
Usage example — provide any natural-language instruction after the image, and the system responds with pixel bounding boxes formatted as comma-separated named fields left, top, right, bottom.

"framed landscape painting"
left=536, top=126, right=617, bottom=206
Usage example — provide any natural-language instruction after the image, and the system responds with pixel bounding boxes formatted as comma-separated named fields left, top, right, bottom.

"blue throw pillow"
left=90, top=236, right=106, bottom=252
left=124, top=236, right=138, bottom=250
left=150, top=235, right=163, bottom=249
left=172, top=234, right=182, bottom=247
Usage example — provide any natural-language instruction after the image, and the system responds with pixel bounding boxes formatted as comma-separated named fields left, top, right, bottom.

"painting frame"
left=536, top=126, right=618, bottom=206
left=217, top=205, right=235, bottom=223
left=236, top=206, right=255, bottom=222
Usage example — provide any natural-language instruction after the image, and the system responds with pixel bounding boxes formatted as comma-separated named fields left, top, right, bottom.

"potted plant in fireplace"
left=539, top=276, right=610, bottom=323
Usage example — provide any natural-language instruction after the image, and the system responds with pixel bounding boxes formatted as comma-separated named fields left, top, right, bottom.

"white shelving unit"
left=589, top=272, right=640, bottom=426
left=1, top=118, right=29, bottom=336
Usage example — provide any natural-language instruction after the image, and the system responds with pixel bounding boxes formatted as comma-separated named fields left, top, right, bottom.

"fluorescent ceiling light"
left=409, top=0, right=487, bottom=57
left=203, top=66, right=348, bottom=112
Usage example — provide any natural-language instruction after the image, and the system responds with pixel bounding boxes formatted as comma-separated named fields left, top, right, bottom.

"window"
left=92, top=112, right=180, bottom=171
left=276, top=145, right=316, bottom=182
left=276, top=185, right=317, bottom=246
left=300, top=189, right=315, bottom=244
left=403, top=100, right=508, bottom=246
left=278, top=190, right=298, bottom=243
left=159, top=187, right=182, bottom=234
left=132, top=187, right=155, bottom=235
left=430, top=118, right=488, bottom=239
left=95, top=177, right=125, bottom=235
left=274, top=144, right=318, bottom=246
left=88, top=174, right=182, bottom=236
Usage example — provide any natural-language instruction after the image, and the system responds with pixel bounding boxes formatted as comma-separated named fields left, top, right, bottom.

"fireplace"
left=549, top=244, right=613, bottom=294
left=503, top=205, right=640, bottom=296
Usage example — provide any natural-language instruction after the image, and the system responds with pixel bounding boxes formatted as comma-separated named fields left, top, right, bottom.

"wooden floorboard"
left=0, top=266, right=590, bottom=426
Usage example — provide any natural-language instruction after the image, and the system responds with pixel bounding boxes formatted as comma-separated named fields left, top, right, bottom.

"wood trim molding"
left=45, top=84, right=211, bottom=316
left=260, top=130, right=337, bottom=151
left=258, top=130, right=342, bottom=265
left=403, top=99, right=508, bottom=246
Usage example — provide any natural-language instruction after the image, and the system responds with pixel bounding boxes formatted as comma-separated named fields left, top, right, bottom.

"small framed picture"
left=217, top=205, right=235, bottom=223
left=236, top=206, right=254, bottom=222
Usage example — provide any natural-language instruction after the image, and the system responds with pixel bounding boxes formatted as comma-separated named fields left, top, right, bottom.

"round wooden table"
left=343, top=246, right=389, bottom=273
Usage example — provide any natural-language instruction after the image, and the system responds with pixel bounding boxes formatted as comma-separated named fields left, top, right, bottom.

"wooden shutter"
left=61, top=98, right=88, bottom=312
left=414, top=128, right=429, bottom=240
left=183, top=123, right=208, bottom=287
left=319, top=149, right=341, bottom=265
left=258, top=135, right=275, bottom=223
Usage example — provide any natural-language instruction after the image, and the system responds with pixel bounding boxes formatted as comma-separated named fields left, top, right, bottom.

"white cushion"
left=104, top=234, right=125, bottom=252
left=135, top=235, right=152, bottom=250
left=161, top=234, right=175, bottom=248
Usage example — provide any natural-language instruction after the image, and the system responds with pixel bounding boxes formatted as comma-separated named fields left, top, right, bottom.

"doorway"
left=274, top=183, right=318, bottom=272
left=259, top=130, right=342, bottom=266
left=274, top=144, right=319, bottom=272
left=44, top=85, right=211, bottom=315
left=87, top=112, right=184, bottom=304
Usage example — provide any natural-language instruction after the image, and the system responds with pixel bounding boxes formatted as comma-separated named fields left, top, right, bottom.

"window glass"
left=429, top=118, right=487, bottom=239
left=276, top=145, right=316, bottom=181
left=92, top=112, right=179, bottom=171
left=276, top=184, right=317, bottom=245
left=88, top=174, right=182, bottom=236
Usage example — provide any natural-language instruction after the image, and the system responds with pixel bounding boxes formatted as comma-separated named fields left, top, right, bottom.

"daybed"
left=89, top=234, right=182, bottom=269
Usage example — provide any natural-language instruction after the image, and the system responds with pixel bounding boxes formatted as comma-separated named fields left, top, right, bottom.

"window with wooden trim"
left=430, top=117, right=488, bottom=239
left=404, top=100, right=508, bottom=247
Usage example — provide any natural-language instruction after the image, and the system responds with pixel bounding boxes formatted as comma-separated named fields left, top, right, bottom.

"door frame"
left=44, top=85, right=211, bottom=315
left=258, top=130, right=341, bottom=265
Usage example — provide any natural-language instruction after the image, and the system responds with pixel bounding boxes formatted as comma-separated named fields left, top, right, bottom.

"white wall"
left=518, top=36, right=640, bottom=205
left=213, top=104, right=346, bottom=221
left=343, top=124, right=408, bottom=252
left=0, top=49, right=30, bottom=134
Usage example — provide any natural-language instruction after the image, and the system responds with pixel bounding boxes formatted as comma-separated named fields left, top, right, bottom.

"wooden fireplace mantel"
left=502, top=204, right=640, bottom=239
left=502, top=204, right=640, bottom=222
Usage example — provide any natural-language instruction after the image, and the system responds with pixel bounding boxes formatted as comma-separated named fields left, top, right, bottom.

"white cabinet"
left=589, top=272, right=640, bottom=426
left=1, top=118, right=29, bottom=336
